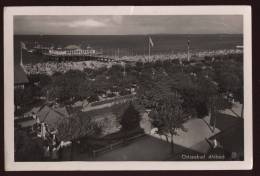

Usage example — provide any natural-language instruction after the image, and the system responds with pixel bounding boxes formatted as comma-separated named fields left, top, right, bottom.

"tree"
left=207, top=94, right=229, bottom=132
left=150, top=92, right=187, bottom=154
left=49, top=70, right=86, bottom=103
left=169, top=72, right=200, bottom=117
left=137, top=69, right=178, bottom=109
left=28, top=73, right=52, bottom=88
left=196, top=76, right=229, bottom=132
left=111, top=103, right=129, bottom=122
left=57, top=112, right=102, bottom=160
left=57, top=113, right=102, bottom=142
left=14, top=86, right=35, bottom=115
left=77, top=81, right=91, bottom=100
left=119, top=103, right=141, bottom=140
left=212, top=59, right=244, bottom=117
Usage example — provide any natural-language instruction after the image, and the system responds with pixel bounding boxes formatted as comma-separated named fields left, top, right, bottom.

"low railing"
left=92, top=133, right=145, bottom=158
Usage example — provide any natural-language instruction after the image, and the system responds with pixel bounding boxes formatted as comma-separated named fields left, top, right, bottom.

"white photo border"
left=4, top=6, right=252, bottom=171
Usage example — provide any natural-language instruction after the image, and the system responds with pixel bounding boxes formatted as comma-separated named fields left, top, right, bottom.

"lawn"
left=85, top=135, right=191, bottom=161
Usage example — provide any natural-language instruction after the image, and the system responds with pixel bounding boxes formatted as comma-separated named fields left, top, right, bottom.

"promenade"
left=23, top=48, right=243, bottom=75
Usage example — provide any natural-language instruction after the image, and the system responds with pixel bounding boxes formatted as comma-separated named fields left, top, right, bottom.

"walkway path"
left=82, top=96, right=135, bottom=112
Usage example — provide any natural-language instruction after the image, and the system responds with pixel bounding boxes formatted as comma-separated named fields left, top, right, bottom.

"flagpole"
left=187, top=40, right=190, bottom=62
left=124, top=63, right=126, bottom=77
left=148, top=38, right=150, bottom=62
left=20, top=43, right=23, bottom=66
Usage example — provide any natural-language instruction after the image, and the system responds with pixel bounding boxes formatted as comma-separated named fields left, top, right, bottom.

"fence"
left=92, top=133, right=145, bottom=158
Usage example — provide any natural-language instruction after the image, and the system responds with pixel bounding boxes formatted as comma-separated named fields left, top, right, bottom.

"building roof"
left=37, top=105, right=69, bottom=130
left=64, top=45, right=81, bottom=50
left=14, top=64, right=29, bottom=84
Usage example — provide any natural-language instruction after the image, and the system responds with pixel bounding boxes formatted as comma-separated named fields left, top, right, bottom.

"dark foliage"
left=119, top=103, right=141, bottom=132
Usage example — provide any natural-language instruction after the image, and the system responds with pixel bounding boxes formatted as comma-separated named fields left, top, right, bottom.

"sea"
left=14, top=34, right=243, bottom=64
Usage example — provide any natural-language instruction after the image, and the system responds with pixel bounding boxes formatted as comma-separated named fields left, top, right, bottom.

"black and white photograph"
left=4, top=6, right=252, bottom=170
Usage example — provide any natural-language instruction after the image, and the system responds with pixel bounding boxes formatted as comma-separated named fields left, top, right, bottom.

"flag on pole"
left=149, top=36, right=154, bottom=47
left=20, top=42, right=27, bottom=50
left=187, top=39, right=190, bottom=61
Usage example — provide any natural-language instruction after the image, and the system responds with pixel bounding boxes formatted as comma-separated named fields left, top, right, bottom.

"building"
left=47, top=45, right=97, bottom=57
left=36, top=105, right=69, bottom=131
left=14, top=64, right=29, bottom=89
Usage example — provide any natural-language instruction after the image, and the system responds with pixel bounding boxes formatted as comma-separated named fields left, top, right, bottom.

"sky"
left=14, top=15, right=243, bottom=35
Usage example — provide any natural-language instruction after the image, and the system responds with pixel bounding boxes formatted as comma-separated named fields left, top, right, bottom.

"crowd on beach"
left=23, top=49, right=243, bottom=75
left=23, top=61, right=115, bottom=75
left=117, top=49, right=243, bottom=62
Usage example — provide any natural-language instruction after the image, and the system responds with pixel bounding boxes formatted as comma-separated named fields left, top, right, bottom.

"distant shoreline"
left=14, top=34, right=243, bottom=65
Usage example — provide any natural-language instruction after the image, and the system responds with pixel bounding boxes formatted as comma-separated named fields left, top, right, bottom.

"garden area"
left=14, top=53, right=244, bottom=161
